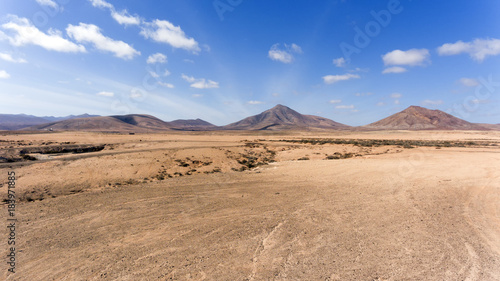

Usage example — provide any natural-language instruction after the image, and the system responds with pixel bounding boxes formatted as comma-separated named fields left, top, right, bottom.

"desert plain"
left=1, top=130, right=499, bottom=280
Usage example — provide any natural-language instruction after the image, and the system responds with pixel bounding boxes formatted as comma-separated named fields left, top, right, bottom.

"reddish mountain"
left=169, top=119, right=217, bottom=130
left=24, top=114, right=172, bottom=132
left=364, top=106, right=488, bottom=130
left=223, top=104, right=350, bottom=130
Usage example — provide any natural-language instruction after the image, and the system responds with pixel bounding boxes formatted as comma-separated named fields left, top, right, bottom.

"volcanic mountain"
left=223, top=104, right=350, bottom=130
left=0, top=113, right=99, bottom=130
left=24, top=114, right=172, bottom=132
left=364, top=106, right=488, bottom=130
left=169, top=119, right=217, bottom=131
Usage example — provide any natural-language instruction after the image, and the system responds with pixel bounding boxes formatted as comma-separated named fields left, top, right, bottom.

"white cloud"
left=88, top=0, right=140, bottom=26
left=163, top=70, right=171, bottom=76
left=148, top=71, right=159, bottom=78
left=0, top=53, right=27, bottom=63
left=382, top=66, right=407, bottom=74
left=421, top=99, right=443, bottom=106
left=192, top=94, right=203, bottom=98
left=66, top=23, right=140, bottom=59
left=354, top=92, right=373, bottom=97
left=382, top=48, right=430, bottom=66
left=158, top=82, right=174, bottom=88
left=147, top=53, right=167, bottom=64
left=459, top=78, right=479, bottom=87
left=140, top=19, right=200, bottom=53
left=97, top=91, right=114, bottom=97
left=0, top=70, right=10, bottom=79
left=36, top=0, right=58, bottom=8
left=390, top=93, right=402, bottom=99
left=329, top=99, right=342, bottom=104
left=376, top=102, right=385, bottom=106
left=437, top=38, right=500, bottom=62
left=394, top=100, right=400, bottom=105
left=89, top=0, right=113, bottom=9
left=290, top=43, right=302, bottom=53
left=111, top=10, right=141, bottom=26
left=184, top=59, right=194, bottom=63
left=191, top=79, right=219, bottom=89
left=335, top=105, right=354, bottom=109
left=1, top=16, right=86, bottom=53
left=247, top=100, right=264, bottom=105
left=322, top=73, right=360, bottom=84
left=181, top=74, right=196, bottom=83
left=272, top=92, right=280, bottom=97
left=268, top=43, right=302, bottom=63
left=181, top=74, right=219, bottom=89
left=333, top=57, right=346, bottom=67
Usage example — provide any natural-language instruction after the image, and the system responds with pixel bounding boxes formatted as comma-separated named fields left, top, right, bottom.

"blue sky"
left=0, top=0, right=499, bottom=126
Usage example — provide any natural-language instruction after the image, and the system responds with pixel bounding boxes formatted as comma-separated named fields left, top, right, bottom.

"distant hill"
left=42, top=114, right=100, bottom=122
left=0, top=113, right=99, bottom=130
left=364, top=106, right=488, bottom=130
left=477, top=123, right=500, bottom=130
left=169, top=119, right=217, bottom=131
left=223, top=104, right=350, bottom=130
left=24, top=114, right=172, bottom=132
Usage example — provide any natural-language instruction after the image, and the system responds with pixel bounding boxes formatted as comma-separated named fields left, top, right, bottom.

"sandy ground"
left=1, top=131, right=499, bottom=280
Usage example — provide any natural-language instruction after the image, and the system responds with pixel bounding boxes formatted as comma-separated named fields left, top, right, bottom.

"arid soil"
left=1, top=130, right=499, bottom=280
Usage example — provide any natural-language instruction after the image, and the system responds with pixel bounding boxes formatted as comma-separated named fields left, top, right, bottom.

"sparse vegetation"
left=276, top=138, right=493, bottom=148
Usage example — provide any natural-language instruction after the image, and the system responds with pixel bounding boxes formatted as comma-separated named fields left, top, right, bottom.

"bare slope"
left=25, top=114, right=171, bottom=132
left=0, top=114, right=100, bottom=130
left=364, top=105, right=488, bottom=130
left=223, top=104, right=350, bottom=130
left=169, top=118, right=217, bottom=130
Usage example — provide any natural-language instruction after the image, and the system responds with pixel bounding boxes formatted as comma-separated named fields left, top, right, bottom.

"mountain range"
left=0, top=105, right=498, bottom=132
left=0, top=113, right=99, bottom=130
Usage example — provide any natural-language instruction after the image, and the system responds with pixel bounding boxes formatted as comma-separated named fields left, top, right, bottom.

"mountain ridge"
left=364, top=105, right=489, bottom=130
left=222, top=104, right=350, bottom=130
left=1, top=105, right=497, bottom=132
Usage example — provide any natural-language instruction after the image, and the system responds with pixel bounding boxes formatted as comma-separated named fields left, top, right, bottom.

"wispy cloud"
left=382, top=48, right=430, bottom=66
left=158, top=82, right=174, bottom=88
left=322, top=73, right=360, bottom=84
left=390, top=93, right=402, bottom=105
left=66, top=23, right=140, bottom=59
left=329, top=99, right=342, bottom=104
left=89, top=0, right=113, bottom=9
left=1, top=15, right=86, bottom=53
left=333, top=57, right=346, bottom=67
left=437, top=38, right=500, bottom=62
left=88, top=0, right=140, bottom=26
left=97, top=91, right=114, bottom=97
left=181, top=74, right=219, bottom=89
left=335, top=104, right=354, bottom=109
left=141, top=20, right=200, bottom=53
left=0, top=70, right=10, bottom=79
left=148, top=71, right=159, bottom=78
left=459, top=78, right=479, bottom=87
left=0, top=52, right=27, bottom=63
left=247, top=100, right=264, bottom=105
left=35, top=0, right=58, bottom=8
left=421, top=99, right=443, bottom=106
left=111, top=10, right=141, bottom=26
left=354, top=92, right=373, bottom=97
left=382, top=66, right=407, bottom=74
left=268, top=43, right=302, bottom=63
left=147, top=53, right=167, bottom=64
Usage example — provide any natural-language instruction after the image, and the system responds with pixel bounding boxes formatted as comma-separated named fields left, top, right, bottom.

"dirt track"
left=1, top=134, right=499, bottom=280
